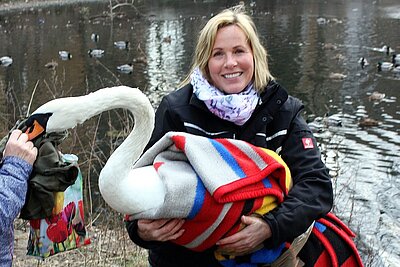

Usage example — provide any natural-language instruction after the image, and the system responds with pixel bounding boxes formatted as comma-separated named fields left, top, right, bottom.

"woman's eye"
left=212, top=51, right=223, bottom=57
left=235, top=49, right=245, bottom=54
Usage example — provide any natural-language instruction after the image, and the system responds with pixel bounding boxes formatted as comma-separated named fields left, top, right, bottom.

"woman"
left=126, top=5, right=333, bottom=267
left=0, top=130, right=38, bottom=266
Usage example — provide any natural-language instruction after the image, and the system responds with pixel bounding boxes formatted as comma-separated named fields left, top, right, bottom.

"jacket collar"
left=259, top=80, right=288, bottom=107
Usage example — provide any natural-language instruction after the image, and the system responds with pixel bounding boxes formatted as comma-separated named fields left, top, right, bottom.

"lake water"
left=0, top=1, right=399, bottom=266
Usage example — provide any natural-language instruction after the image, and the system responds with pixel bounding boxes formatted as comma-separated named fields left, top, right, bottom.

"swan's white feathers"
left=31, top=86, right=159, bottom=214
left=116, top=166, right=166, bottom=215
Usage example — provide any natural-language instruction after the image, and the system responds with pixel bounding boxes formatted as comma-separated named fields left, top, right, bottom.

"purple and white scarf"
left=191, top=68, right=259, bottom=126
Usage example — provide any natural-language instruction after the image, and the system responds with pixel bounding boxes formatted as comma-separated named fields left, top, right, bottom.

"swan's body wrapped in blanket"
left=132, top=132, right=363, bottom=266
left=133, top=132, right=292, bottom=263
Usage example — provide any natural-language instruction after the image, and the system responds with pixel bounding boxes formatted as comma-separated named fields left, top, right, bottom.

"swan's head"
left=22, top=113, right=53, bottom=140
left=22, top=109, right=79, bottom=141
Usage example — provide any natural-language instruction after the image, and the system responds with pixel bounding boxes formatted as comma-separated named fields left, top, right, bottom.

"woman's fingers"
left=16, top=131, right=29, bottom=142
left=4, top=129, right=38, bottom=165
left=137, top=219, right=185, bottom=242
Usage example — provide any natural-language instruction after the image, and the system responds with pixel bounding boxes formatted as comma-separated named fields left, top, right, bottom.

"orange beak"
left=25, top=119, right=46, bottom=141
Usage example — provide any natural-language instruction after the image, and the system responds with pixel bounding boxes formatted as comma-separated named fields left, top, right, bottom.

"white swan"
left=29, top=86, right=165, bottom=215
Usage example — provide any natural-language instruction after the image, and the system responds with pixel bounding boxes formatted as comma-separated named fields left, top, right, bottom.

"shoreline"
left=0, top=0, right=105, bottom=13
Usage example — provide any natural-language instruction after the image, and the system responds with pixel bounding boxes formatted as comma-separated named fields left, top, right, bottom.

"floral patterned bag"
left=26, top=154, right=91, bottom=259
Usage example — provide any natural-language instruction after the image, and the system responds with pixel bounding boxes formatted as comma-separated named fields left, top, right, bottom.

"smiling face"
left=207, top=25, right=254, bottom=94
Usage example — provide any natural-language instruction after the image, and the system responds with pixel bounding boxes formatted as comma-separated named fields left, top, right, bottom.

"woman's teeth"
left=224, top=72, right=241, bottom=79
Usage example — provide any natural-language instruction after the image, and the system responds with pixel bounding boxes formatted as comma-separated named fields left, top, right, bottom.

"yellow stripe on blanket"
left=261, top=148, right=293, bottom=192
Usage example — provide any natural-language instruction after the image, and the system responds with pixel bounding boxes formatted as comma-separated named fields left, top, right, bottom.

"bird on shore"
left=88, top=49, right=105, bottom=58
left=91, top=33, right=99, bottom=42
left=117, top=63, right=133, bottom=74
left=114, top=41, right=129, bottom=50
left=59, top=51, right=72, bottom=60
left=0, top=56, right=13, bottom=66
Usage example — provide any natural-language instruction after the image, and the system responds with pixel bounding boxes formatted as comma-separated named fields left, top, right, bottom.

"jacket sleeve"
left=0, top=156, right=32, bottom=230
left=263, top=111, right=333, bottom=248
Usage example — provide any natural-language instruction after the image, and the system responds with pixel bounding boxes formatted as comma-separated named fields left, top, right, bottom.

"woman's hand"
left=216, top=215, right=271, bottom=256
left=3, top=130, right=38, bottom=165
left=137, top=219, right=185, bottom=242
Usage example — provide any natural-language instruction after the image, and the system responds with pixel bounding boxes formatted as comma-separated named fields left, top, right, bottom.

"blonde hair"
left=181, top=5, right=274, bottom=92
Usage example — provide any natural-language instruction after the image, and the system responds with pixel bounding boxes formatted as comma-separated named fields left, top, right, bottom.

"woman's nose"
left=225, top=54, right=237, bottom=68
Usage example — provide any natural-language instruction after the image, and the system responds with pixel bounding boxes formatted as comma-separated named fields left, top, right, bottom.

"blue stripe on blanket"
left=219, top=243, right=285, bottom=267
left=262, top=178, right=272, bottom=188
left=187, top=174, right=206, bottom=219
left=210, top=139, right=245, bottom=178
left=314, top=221, right=327, bottom=233
left=250, top=242, right=285, bottom=264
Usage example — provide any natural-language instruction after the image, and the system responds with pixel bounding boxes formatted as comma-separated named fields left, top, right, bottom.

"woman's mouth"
left=223, top=72, right=242, bottom=79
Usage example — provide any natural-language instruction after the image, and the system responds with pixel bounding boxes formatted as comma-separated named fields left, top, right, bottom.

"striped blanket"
left=133, top=132, right=292, bottom=255
left=132, top=132, right=364, bottom=266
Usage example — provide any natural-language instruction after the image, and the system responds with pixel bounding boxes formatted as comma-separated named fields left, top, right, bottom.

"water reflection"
left=0, top=1, right=399, bottom=266
left=145, top=18, right=186, bottom=102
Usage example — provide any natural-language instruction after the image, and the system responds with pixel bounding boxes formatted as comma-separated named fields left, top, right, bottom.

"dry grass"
left=13, top=216, right=148, bottom=267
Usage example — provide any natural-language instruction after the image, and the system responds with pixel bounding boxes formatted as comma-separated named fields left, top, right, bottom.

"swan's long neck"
left=98, top=88, right=155, bottom=209
left=32, top=86, right=155, bottom=212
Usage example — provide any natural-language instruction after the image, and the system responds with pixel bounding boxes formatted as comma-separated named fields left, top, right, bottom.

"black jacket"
left=126, top=81, right=333, bottom=267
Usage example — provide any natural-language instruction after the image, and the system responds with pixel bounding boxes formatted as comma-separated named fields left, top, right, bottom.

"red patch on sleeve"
left=302, top=138, right=314, bottom=149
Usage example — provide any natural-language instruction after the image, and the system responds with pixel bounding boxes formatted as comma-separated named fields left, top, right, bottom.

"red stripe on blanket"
left=318, top=217, right=363, bottom=267
left=222, top=197, right=264, bottom=238
left=173, top=198, right=266, bottom=251
left=217, top=139, right=264, bottom=175
left=194, top=201, right=246, bottom=251
left=213, top=160, right=285, bottom=203
left=188, top=197, right=266, bottom=251
left=342, top=256, right=360, bottom=267
left=173, top=191, right=223, bottom=247
left=326, top=213, right=356, bottom=238
left=313, top=227, right=339, bottom=267
left=315, top=250, right=333, bottom=267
